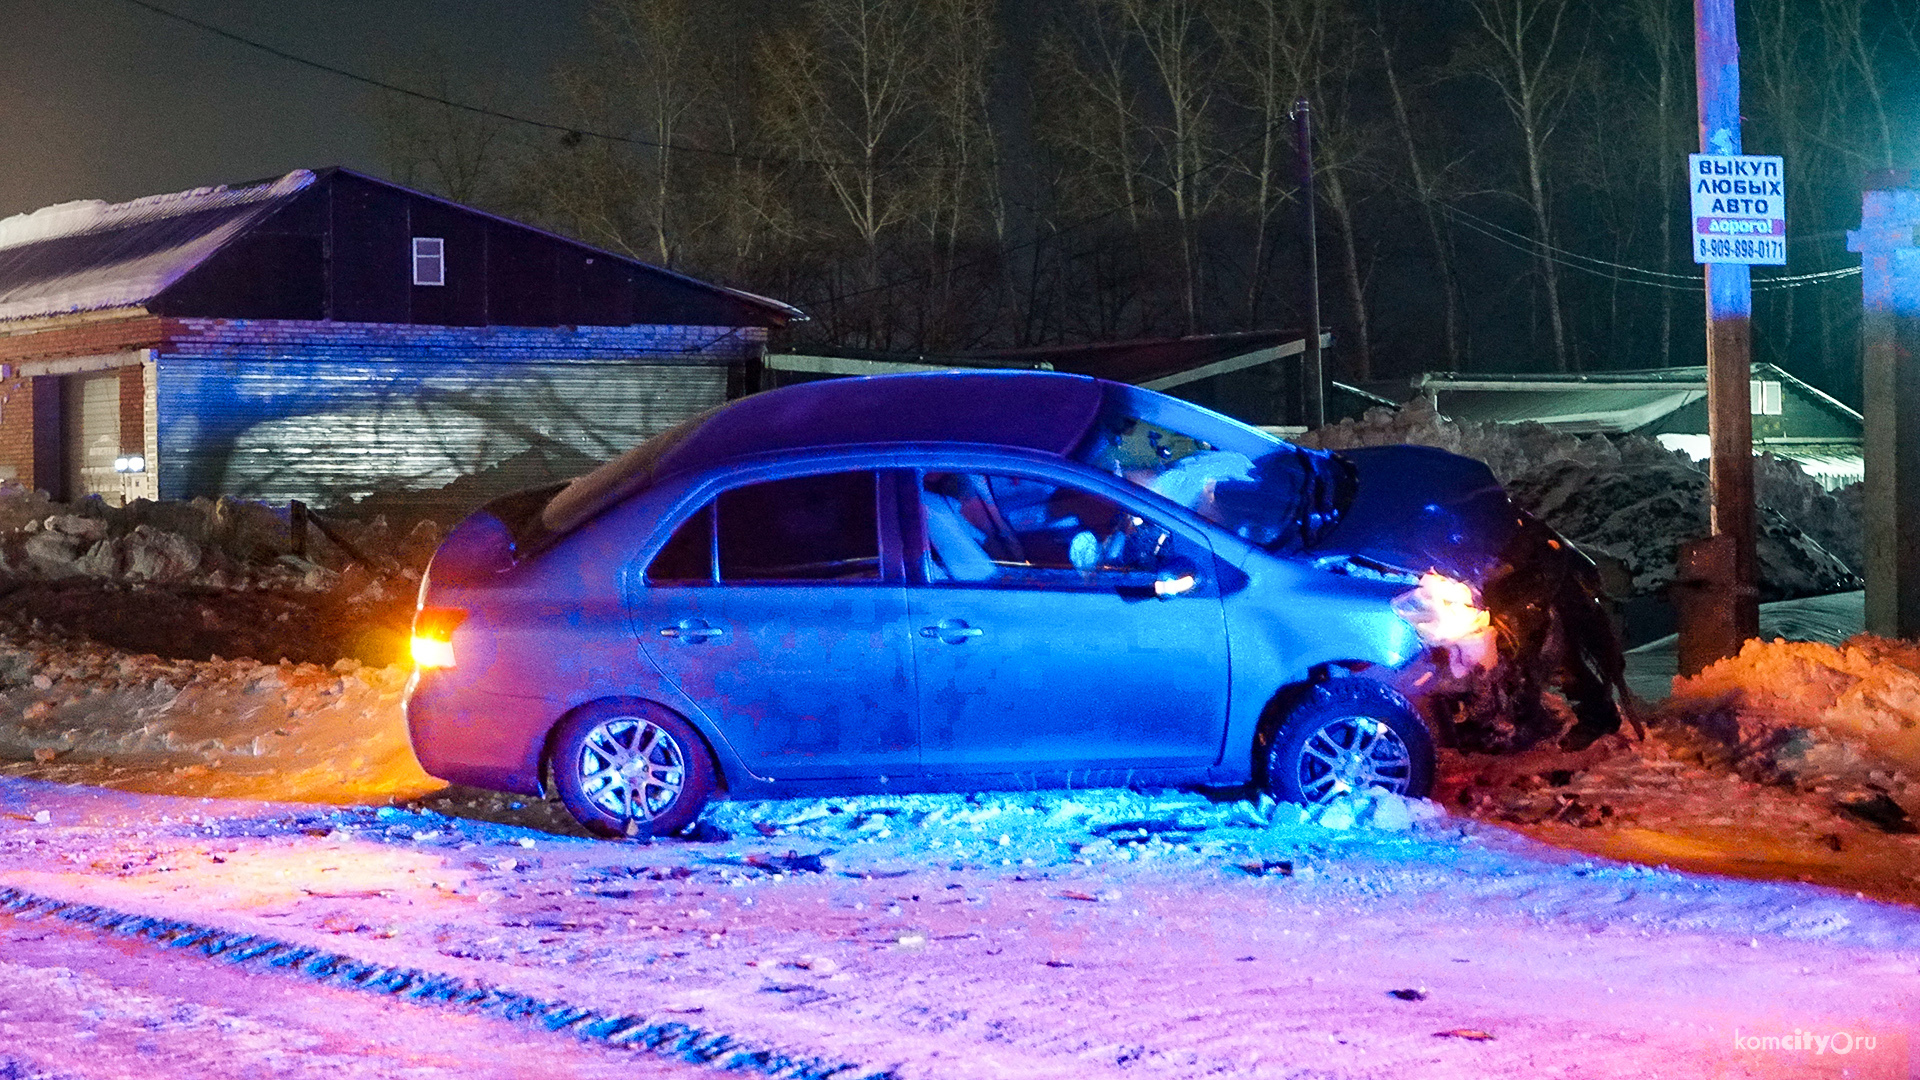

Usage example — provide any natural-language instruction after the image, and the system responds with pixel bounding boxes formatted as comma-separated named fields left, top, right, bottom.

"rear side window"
left=647, top=504, right=714, bottom=583
left=720, top=471, right=880, bottom=581
left=647, top=471, right=881, bottom=584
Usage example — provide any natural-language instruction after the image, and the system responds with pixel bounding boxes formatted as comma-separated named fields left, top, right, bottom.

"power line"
left=119, top=0, right=1863, bottom=307
left=111, top=0, right=884, bottom=171
left=1437, top=201, right=1859, bottom=293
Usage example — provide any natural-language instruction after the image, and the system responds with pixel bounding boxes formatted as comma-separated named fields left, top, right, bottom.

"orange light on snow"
left=410, top=607, right=468, bottom=669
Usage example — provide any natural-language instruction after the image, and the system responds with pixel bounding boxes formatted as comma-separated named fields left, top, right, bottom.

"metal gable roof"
left=0, top=167, right=803, bottom=327
left=1413, top=363, right=1861, bottom=436
left=0, top=171, right=314, bottom=323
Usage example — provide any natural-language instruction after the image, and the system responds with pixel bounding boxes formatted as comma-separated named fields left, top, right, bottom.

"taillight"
left=411, top=607, right=468, bottom=669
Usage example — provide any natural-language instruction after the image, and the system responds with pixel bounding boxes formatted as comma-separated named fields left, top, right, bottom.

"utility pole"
left=1850, top=174, right=1920, bottom=636
left=1292, top=98, right=1325, bottom=430
left=1674, top=0, right=1759, bottom=674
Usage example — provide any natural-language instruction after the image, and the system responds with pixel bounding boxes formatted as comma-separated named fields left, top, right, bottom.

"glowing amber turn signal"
left=410, top=607, right=468, bottom=669
left=1391, top=573, right=1490, bottom=645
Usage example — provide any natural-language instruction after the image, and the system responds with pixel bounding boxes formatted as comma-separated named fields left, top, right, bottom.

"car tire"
left=1262, top=679, right=1434, bottom=807
left=549, top=702, right=716, bottom=838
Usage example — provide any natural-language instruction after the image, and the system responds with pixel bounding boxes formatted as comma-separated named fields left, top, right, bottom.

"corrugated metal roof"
left=0, top=171, right=315, bottom=322
left=0, top=167, right=805, bottom=327
left=1414, top=362, right=1862, bottom=434
left=1430, top=386, right=1705, bottom=433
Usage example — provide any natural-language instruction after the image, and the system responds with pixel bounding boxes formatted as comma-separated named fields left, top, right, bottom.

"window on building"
left=1750, top=379, right=1783, bottom=416
left=412, top=237, right=446, bottom=286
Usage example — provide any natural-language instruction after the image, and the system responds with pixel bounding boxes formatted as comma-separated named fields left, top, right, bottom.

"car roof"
left=541, top=370, right=1110, bottom=534
left=659, top=370, right=1106, bottom=473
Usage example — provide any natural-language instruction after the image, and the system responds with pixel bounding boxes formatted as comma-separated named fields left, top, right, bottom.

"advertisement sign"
left=1689, top=153, right=1786, bottom=265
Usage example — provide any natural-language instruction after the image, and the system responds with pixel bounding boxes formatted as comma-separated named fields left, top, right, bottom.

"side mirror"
left=1153, top=558, right=1200, bottom=599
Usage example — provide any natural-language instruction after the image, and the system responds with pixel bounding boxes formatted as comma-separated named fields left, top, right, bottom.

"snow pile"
left=702, top=780, right=1443, bottom=857
left=0, top=629, right=436, bottom=805
left=0, top=170, right=315, bottom=321
left=0, top=170, right=313, bottom=251
left=1300, top=397, right=1861, bottom=599
left=1661, top=635, right=1920, bottom=825
left=0, top=480, right=442, bottom=592
left=0, top=483, right=438, bottom=665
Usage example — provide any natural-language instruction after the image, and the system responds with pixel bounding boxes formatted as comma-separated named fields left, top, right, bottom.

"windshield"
left=1072, top=389, right=1352, bottom=551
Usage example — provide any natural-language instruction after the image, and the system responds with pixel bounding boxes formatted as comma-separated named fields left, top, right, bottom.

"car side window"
left=718, top=471, right=882, bottom=582
left=919, top=471, right=1200, bottom=588
left=647, top=503, right=715, bottom=584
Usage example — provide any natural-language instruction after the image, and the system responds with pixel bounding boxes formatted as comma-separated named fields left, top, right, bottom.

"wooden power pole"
left=1675, top=0, right=1760, bottom=674
left=1852, top=176, right=1920, bottom=637
left=1293, top=98, right=1325, bottom=430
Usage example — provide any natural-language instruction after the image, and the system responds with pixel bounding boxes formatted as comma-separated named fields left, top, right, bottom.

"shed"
left=1410, top=364, right=1862, bottom=489
left=0, top=168, right=799, bottom=512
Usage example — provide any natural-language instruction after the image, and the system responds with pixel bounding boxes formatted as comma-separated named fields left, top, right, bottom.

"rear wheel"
left=549, top=702, right=715, bottom=838
left=1263, top=680, right=1433, bottom=806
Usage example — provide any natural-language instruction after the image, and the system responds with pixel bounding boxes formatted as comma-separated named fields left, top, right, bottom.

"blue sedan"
left=404, top=371, right=1590, bottom=837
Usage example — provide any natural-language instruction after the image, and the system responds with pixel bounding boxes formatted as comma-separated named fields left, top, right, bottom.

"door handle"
left=920, top=618, right=984, bottom=644
left=659, top=619, right=725, bottom=642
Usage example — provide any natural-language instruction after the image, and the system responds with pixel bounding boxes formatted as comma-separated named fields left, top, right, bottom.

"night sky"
left=0, top=0, right=588, bottom=218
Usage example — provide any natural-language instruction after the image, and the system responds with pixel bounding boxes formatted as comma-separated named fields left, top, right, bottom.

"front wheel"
left=1262, top=679, right=1434, bottom=807
left=549, top=702, right=716, bottom=838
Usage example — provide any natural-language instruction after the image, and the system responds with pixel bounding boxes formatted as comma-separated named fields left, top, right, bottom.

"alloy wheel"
left=1294, top=715, right=1414, bottom=804
left=578, top=716, right=687, bottom=823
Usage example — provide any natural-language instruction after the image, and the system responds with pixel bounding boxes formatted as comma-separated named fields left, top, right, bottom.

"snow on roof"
left=0, top=170, right=314, bottom=323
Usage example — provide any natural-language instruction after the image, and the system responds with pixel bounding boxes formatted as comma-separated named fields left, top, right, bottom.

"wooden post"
left=1677, top=0, right=1759, bottom=673
left=289, top=499, right=308, bottom=559
left=1292, top=98, right=1325, bottom=430
left=1849, top=173, right=1920, bottom=637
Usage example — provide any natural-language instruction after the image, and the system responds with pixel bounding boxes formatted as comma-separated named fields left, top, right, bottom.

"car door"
left=904, top=467, right=1231, bottom=775
left=632, top=468, right=919, bottom=780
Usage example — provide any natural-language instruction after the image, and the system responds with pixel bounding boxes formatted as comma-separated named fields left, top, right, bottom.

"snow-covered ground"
left=3, top=615, right=1920, bottom=1078
left=1, top=774, right=1916, bottom=1078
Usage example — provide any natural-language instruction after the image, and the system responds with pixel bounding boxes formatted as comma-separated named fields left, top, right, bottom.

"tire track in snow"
left=0, top=885, right=893, bottom=1080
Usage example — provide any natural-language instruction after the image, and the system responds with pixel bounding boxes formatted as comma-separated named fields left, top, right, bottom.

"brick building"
left=0, top=168, right=798, bottom=510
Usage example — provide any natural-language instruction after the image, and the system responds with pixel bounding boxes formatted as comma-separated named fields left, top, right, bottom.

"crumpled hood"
left=1311, top=445, right=1524, bottom=587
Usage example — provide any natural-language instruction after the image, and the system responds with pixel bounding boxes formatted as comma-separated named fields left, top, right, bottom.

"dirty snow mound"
left=0, top=482, right=438, bottom=664
left=1301, top=398, right=1860, bottom=599
left=1662, top=635, right=1920, bottom=828
left=0, top=630, right=435, bottom=804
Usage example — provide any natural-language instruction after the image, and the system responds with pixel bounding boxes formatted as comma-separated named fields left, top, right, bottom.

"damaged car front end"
left=1077, top=398, right=1630, bottom=756
left=1307, top=445, right=1632, bottom=753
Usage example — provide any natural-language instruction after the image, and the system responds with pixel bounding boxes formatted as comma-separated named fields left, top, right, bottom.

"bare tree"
left=911, top=0, right=1003, bottom=347
left=1818, top=0, right=1895, bottom=170
left=1378, top=36, right=1468, bottom=369
left=1115, top=0, right=1221, bottom=332
left=760, top=0, right=930, bottom=321
left=1620, top=0, right=1686, bottom=367
left=1034, top=4, right=1146, bottom=229
left=1215, top=0, right=1311, bottom=329
left=369, top=61, right=512, bottom=208
left=583, top=0, right=705, bottom=266
left=1459, top=0, right=1583, bottom=371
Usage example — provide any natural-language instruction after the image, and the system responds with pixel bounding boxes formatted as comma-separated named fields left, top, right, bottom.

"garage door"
left=63, top=370, right=122, bottom=503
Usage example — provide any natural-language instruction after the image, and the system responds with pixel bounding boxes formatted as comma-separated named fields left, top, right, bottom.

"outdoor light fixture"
left=113, top=455, right=147, bottom=473
left=409, top=607, right=468, bottom=669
